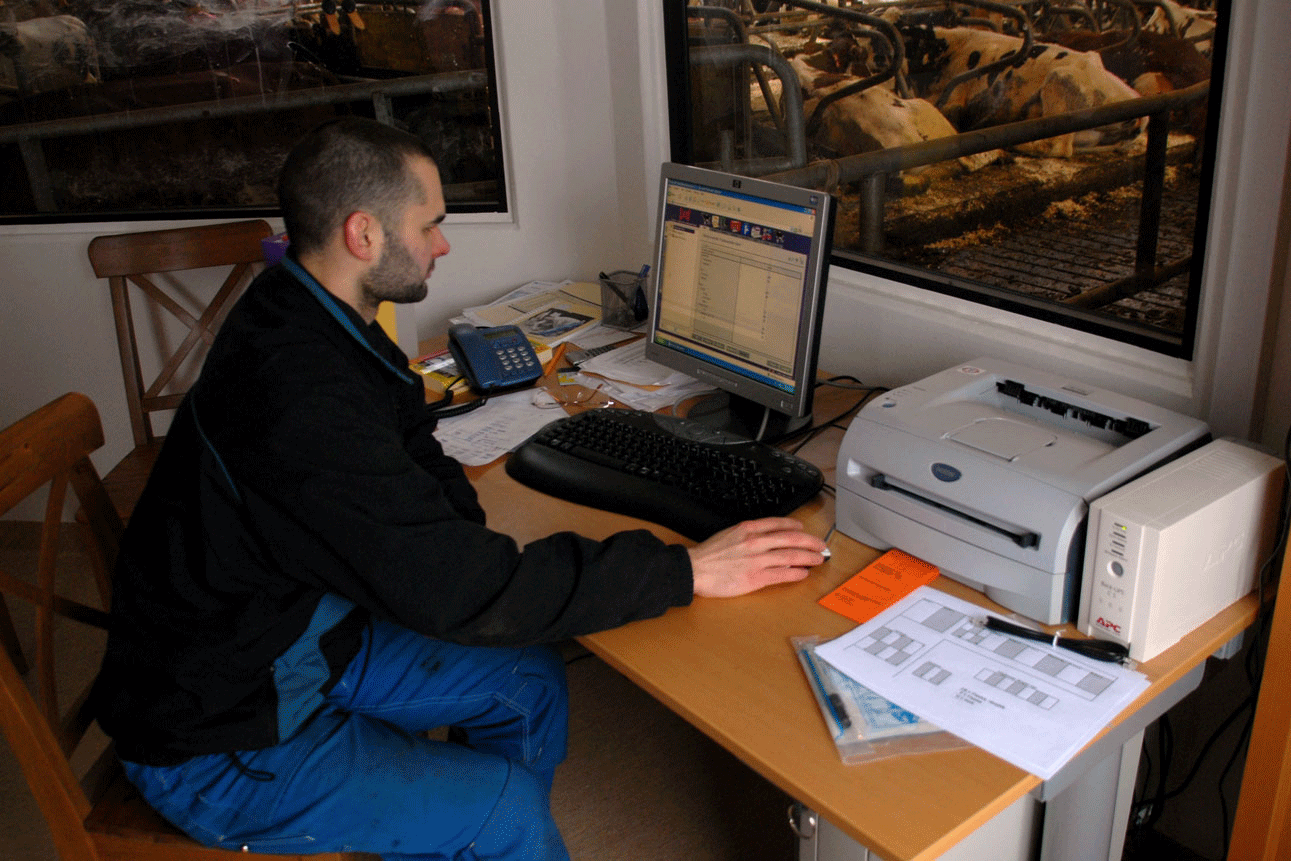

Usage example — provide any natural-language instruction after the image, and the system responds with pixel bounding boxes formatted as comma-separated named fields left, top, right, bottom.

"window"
left=0, top=0, right=506, bottom=222
left=663, top=0, right=1227, bottom=358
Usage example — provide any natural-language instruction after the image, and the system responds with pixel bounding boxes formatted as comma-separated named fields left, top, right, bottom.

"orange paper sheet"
left=819, top=549, right=940, bottom=624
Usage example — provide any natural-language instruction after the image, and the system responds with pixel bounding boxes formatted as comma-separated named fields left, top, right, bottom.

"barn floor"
left=832, top=135, right=1203, bottom=337
left=929, top=175, right=1196, bottom=333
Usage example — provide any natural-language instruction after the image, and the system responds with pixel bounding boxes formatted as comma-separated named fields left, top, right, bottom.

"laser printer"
left=835, top=359, right=1209, bottom=624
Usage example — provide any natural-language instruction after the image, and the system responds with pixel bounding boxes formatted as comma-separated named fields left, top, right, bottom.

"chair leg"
left=0, top=594, right=29, bottom=675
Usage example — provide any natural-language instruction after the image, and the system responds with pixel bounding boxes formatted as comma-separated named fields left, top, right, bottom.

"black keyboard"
left=505, top=408, right=824, bottom=541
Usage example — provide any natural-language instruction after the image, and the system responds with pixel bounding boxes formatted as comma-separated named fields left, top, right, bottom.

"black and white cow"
left=901, top=26, right=1145, bottom=158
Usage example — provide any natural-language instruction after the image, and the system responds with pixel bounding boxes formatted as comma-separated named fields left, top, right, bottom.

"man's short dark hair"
left=277, top=118, right=439, bottom=254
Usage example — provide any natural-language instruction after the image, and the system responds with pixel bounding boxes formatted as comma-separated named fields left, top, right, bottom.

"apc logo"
left=1095, top=617, right=1122, bottom=634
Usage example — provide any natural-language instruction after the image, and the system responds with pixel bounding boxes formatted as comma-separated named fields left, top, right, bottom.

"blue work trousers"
left=122, top=619, right=571, bottom=860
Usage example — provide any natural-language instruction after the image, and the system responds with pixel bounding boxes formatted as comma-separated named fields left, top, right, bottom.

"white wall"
left=1, top=0, right=1288, bottom=488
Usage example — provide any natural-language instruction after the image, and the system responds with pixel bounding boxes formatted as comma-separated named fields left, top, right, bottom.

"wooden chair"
left=87, top=220, right=273, bottom=519
left=0, top=393, right=371, bottom=861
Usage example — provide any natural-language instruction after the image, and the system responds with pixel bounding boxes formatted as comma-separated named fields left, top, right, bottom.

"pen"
left=542, top=342, right=568, bottom=378
left=981, top=614, right=1130, bottom=664
left=634, top=265, right=651, bottom=320
left=799, top=645, right=851, bottom=733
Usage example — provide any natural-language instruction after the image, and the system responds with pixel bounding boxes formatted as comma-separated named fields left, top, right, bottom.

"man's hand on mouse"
left=688, top=517, right=828, bottom=598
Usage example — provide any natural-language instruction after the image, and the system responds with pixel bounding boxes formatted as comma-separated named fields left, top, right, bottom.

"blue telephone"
left=447, top=323, right=543, bottom=393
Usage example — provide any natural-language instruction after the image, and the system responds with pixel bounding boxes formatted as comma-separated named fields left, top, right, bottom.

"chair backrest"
left=0, top=394, right=373, bottom=861
left=0, top=393, right=121, bottom=860
left=88, top=219, right=273, bottom=447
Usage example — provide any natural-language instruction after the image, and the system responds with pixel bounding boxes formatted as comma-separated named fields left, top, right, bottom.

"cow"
left=1040, top=28, right=1211, bottom=143
left=900, top=26, right=1145, bottom=158
left=789, top=53, right=1001, bottom=178
left=0, top=15, right=99, bottom=98
left=1038, top=29, right=1210, bottom=93
left=1143, top=1, right=1217, bottom=56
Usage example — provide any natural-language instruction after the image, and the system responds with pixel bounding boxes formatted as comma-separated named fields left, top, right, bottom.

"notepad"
left=819, top=549, right=940, bottom=625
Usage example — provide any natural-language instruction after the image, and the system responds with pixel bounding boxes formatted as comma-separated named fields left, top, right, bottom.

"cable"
left=429, top=395, right=489, bottom=419
left=1148, top=715, right=1173, bottom=829
left=784, top=377, right=887, bottom=454
left=426, top=376, right=464, bottom=411
left=563, top=645, right=596, bottom=666
left=424, top=375, right=495, bottom=419
left=1158, top=693, right=1254, bottom=804
left=1219, top=707, right=1256, bottom=855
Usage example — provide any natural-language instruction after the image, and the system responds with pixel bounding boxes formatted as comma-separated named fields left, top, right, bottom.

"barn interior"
left=0, top=1, right=502, bottom=215
left=679, top=0, right=1218, bottom=347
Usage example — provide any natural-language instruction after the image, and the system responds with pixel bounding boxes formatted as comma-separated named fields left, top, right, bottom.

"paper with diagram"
left=814, top=586, right=1150, bottom=779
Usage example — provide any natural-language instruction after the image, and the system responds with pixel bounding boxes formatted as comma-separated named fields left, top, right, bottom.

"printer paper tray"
left=837, top=487, right=1077, bottom=623
left=869, top=473, right=1041, bottom=549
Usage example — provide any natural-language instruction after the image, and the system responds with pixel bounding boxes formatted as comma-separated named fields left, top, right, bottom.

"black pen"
left=982, top=614, right=1130, bottom=664
left=800, top=645, right=851, bottom=731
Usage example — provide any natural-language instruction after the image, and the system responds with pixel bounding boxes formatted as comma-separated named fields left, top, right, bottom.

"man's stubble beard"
left=362, top=231, right=429, bottom=306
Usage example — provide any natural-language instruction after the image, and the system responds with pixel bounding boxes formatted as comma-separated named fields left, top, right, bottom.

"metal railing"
left=763, top=80, right=1208, bottom=294
left=1, top=69, right=487, bottom=213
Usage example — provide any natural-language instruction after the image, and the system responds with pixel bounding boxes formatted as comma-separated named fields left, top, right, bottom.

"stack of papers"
left=459, top=280, right=607, bottom=346
left=815, top=586, right=1150, bottom=780
left=575, top=340, right=714, bottom=412
left=433, top=339, right=714, bottom=465
left=432, top=389, right=558, bottom=466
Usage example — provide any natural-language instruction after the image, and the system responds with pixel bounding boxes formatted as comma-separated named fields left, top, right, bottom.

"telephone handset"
left=447, top=323, right=543, bottom=393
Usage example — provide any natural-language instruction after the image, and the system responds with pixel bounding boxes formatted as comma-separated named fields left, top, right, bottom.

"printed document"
left=815, top=586, right=1150, bottom=779
left=433, top=390, right=557, bottom=466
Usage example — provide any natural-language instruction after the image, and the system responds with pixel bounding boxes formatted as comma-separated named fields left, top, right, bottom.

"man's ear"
left=342, top=211, right=381, bottom=262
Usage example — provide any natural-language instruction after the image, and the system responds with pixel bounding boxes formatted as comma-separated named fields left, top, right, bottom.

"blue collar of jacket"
left=281, top=254, right=417, bottom=386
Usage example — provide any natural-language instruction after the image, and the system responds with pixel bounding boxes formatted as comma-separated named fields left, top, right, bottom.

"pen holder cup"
left=599, top=270, right=646, bottom=330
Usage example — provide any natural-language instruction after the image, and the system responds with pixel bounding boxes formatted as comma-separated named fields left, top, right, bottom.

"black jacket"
left=91, top=259, right=693, bottom=765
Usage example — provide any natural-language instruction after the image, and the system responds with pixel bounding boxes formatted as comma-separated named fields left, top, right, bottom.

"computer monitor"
left=645, top=162, right=834, bottom=441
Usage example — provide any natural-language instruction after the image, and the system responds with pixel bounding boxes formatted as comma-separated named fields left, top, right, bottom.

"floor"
left=0, top=521, right=797, bottom=860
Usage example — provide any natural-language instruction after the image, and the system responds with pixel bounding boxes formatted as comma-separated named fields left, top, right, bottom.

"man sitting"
left=91, top=117, right=826, bottom=860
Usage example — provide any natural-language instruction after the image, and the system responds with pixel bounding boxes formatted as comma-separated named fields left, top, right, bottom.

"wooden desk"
left=459, top=385, right=1258, bottom=861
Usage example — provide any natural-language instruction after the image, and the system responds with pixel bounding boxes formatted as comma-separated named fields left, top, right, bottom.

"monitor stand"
left=682, top=391, right=812, bottom=443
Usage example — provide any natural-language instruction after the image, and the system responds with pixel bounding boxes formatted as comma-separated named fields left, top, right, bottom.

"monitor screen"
left=645, top=162, right=834, bottom=441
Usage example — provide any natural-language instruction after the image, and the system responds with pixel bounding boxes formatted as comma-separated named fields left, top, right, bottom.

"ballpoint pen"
left=981, top=614, right=1130, bottom=664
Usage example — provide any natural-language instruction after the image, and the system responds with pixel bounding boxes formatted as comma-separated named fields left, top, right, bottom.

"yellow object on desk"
left=542, top=342, right=569, bottom=378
